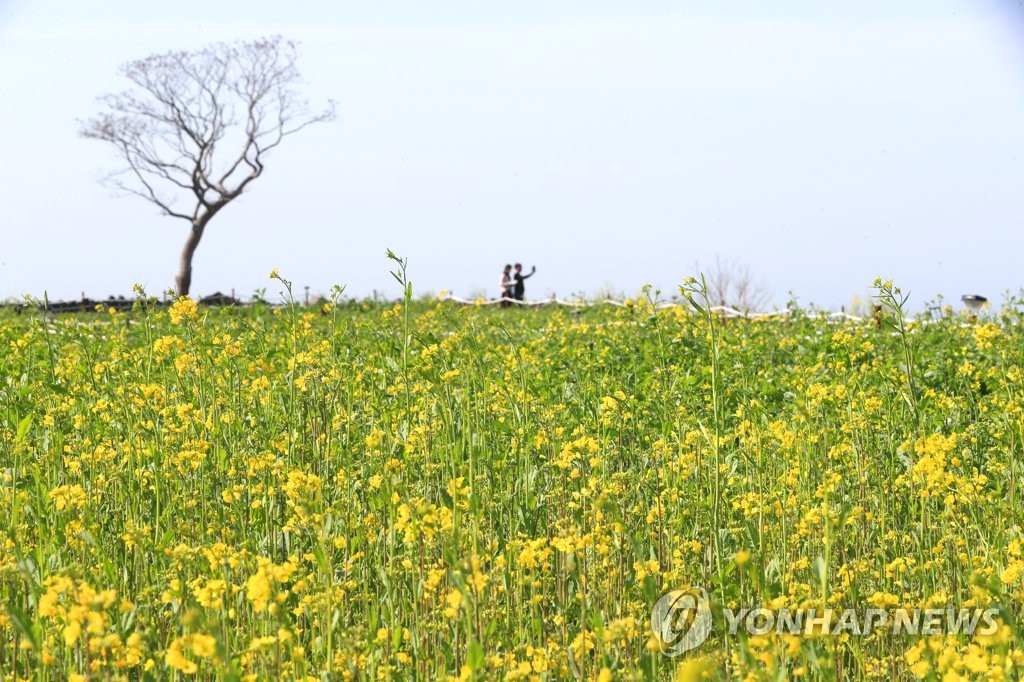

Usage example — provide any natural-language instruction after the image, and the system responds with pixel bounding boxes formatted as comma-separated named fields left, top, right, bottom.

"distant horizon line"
left=2, top=283, right=1018, bottom=315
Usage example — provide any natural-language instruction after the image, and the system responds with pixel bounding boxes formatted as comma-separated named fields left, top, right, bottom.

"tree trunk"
left=175, top=222, right=206, bottom=296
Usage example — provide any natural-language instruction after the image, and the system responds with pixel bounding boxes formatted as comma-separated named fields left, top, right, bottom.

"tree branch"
left=80, top=35, right=333, bottom=230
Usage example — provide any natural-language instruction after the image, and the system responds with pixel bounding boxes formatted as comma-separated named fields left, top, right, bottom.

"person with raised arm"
left=513, top=263, right=536, bottom=302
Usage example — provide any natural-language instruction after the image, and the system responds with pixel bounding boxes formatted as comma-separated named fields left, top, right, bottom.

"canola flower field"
left=2, top=273, right=1024, bottom=681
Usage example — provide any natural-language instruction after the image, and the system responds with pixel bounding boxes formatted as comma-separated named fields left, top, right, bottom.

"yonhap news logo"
left=650, top=587, right=713, bottom=656
left=650, top=587, right=1001, bottom=656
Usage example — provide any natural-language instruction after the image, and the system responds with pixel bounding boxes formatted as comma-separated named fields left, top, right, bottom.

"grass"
left=1, top=274, right=1023, bottom=680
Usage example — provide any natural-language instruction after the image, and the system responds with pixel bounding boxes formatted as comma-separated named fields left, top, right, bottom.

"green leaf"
left=15, top=414, right=32, bottom=446
left=6, top=604, right=40, bottom=650
left=813, top=556, right=827, bottom=590
left=467, top=641, right=485, bottom=671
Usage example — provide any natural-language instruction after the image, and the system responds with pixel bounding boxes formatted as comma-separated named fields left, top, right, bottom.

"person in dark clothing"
left=513, top=263, right=536, bottom=301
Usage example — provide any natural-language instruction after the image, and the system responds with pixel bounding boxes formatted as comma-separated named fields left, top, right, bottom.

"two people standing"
left=500, top=263, right=536, bottom=306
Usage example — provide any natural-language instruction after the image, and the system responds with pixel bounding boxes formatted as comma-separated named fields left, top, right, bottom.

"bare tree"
left=81, top=36, right=334, bottom=296
left=699, top=256, right=772, bottom=312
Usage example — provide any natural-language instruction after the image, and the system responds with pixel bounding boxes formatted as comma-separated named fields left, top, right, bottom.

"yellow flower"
left=1000, top=559, right=1024, bottom=585
left=867, top=591, right=899, bottom=609
left=62, top=620, right=81, bottom=647
left=245, top=558, right=297, bottom=613
left=444, top=589, right=463, bottom=618
left=48, top=484, right=88, bottom=511
left=165, top=636, right=198, bottom=674
left=973, top=322, right=1001, bottom=348
left=675, top=656, right=717, bottom=681
left=168, top=296, right=198, bottom=324
left=245, top=568, right=272, bottom=613
left=190, top=633, right=217, bottom=658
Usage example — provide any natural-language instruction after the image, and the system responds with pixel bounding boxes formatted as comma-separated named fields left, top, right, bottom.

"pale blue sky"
left=1, top=1, right=1022, bottom=307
